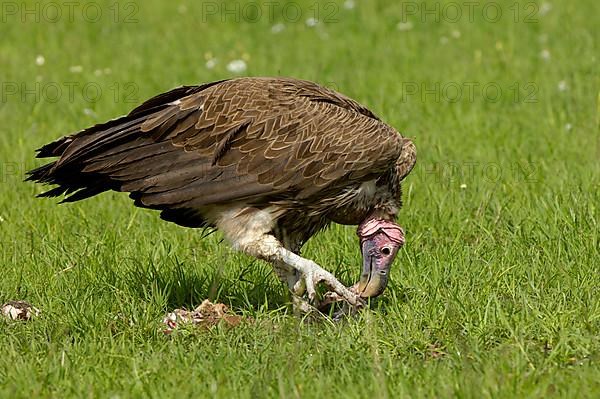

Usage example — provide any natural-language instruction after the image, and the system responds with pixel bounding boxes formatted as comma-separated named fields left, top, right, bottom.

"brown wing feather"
left=27, top=77, right=409, bottom=226
left=171, top=78, right=403, bottom=198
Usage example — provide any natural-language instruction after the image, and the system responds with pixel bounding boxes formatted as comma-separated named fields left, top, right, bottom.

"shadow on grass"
left=123, top=257, right=289, bottom=313
left=110, top=254, right=414, bottom=317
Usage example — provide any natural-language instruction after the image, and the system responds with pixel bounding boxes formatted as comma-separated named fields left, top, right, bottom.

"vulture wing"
left=27, top=77, right=408, bottom=227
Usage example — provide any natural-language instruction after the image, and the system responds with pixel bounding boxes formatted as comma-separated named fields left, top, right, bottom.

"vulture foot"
left=291, top=260, right=364, bottom=309
left=236, top=232, right=364, bottom=312
left=292, top=295, right=358, bottom=322
left=274, top=265, right=361, bottom=315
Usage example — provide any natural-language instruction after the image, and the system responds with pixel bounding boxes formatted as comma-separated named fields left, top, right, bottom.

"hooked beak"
left=355, top=237, right=398, bottom=297
left=354, top=219, right=405, bottom=298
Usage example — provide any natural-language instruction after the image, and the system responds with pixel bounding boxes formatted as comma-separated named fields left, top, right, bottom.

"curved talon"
left=292, top=278, right=306, bottom=297
left=292, top=267, right=363, bottom=309
left=317, top=270, right=363, bottom=308
left=292, top=295, right=317, bottom=315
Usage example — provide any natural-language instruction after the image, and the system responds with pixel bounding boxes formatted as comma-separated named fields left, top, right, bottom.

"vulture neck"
left=358, top=209, right=397, bottom=231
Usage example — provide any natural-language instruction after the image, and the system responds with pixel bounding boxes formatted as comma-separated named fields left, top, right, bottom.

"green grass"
left=1, top=0, right=599, bottom=397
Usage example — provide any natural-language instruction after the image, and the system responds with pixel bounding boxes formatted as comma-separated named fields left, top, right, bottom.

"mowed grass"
left=0, top=0, right=599, bottom=397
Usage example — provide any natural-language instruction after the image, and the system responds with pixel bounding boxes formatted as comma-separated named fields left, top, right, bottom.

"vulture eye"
left=381, top=246, right=391, bottom=256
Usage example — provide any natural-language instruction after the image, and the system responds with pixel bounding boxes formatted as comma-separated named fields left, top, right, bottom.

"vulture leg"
left=267, top=239, right=362, bottom=308
left=216, top=207, right=363, bottom=309
left=272, top=261, right=301, bottom=290
left=271, top=237, right=318, bottom=313
left=272, top=262, right=313, bottom=313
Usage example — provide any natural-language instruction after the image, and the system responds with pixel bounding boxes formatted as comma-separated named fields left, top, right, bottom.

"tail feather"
left=26, top=116, right=144, bottom=200
left=26, top=84, right=212, bottom=200
left=26, top=81, right=233, bottom=229
left=25, top=162, right=55, bottom=184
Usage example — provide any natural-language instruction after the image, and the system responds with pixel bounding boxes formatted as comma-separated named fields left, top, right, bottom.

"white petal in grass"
left=83, top=108, right=97, bottom=117
left=205, top=58, right=217, bottom=69
left=396, top=21, right=413, bottom=31
left=451, top=30, right=461, bottom=39
left=305, top=17, right=318, bottom=27
left=0, top=214, right=4, bottom=222
left=343, top=0, right=356, bottom=10
left=69, top=65, right=83, bottom=73
left=271, top=23, right=285, bottom=33
left=565, top=123, right=573, bottom=131
left=35, top=55, right=45, bottom=66
left=540, top=49, right=551, bottom=60
left=460, top=183, right=467, bottom=189
left=226, top=59, right=247, bottom=74
left=557, top=80, right=568, bottom=92
left=317, top=30, right=330, bottom=40
left=540, top=2, right=552, bottom=16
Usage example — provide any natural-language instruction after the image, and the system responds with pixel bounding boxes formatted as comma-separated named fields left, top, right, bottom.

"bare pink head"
left=355, top=217, right=405, bottom=298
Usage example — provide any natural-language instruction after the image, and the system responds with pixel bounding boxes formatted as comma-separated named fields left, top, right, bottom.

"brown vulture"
left=27, top=77, right=416, bottom=312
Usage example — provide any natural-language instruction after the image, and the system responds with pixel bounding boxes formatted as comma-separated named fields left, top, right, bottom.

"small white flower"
left=35, top=55, right=45, bottom=66
left=564, top=123, right=572, bottom=131
left=205, top=58, right=217, bottom=69
left=0, top=215, right=5, bottom=222
left=440, top=36, right=449, bottom=44
left=557, top=80, right=568, bottom=91
left=305, top=17, right=318, bottom=27
left=69, top=65, right=83, bottom=73
left=83, top=108, right=97, bottom=117
left=460, top=183, right=467, bottom=189
left=343, top=0, right=356, bottom=10
left=396, top=21, right=413, bottom=31
left=226, top=59, right=247, bottom=74
left=540, top=49, right=551, bottom=60
left=540, top=2, right=552, bottom=16
left=271, top=23, right=285, bottom=33
left=451, top=30, right=461, bottom=39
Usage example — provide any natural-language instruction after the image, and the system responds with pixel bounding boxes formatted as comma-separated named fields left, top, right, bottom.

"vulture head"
left=355, top=216, right=405, bottom=298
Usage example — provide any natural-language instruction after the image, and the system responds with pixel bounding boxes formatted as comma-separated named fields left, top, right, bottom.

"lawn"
left=0, top=0, right=598, bottom=397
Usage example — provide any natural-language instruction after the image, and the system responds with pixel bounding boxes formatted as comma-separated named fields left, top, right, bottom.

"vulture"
left=27, top=77, right=416, bottom=312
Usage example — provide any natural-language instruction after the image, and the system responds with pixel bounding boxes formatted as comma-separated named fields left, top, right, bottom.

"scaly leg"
left=240, top=234, right=363, bottom=308
left=272, top=262, right=313, bottom=314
